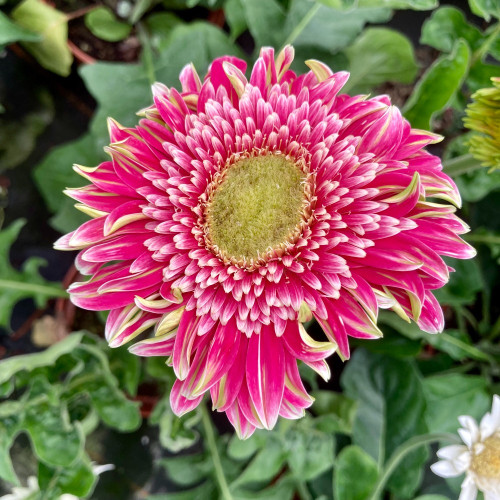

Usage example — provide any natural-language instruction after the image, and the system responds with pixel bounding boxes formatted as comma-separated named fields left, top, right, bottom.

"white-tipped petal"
left=458, top=476, right=478, bottom=500
left=484, top=488, right=500, bottom=500
left=480, top=394, right=500, bottom=438
left=436, top=444, right=468, bottom=460
left=458, top=416, right=480, bottom=447
left=431, top=460, right=463, bottom=478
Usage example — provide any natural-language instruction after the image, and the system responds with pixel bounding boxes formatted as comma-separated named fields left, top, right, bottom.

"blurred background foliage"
left=0, top=0, right=499, bottom=498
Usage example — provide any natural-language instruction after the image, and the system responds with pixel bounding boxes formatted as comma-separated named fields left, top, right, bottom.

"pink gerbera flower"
left=55, top=46, right=475, bottom=438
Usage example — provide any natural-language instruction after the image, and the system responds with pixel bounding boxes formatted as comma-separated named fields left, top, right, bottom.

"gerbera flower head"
left=464, top=76, right=500, bottom=171
left=55, top=46, right=475, bottom=438
left=431, top=395, right=500, bottom=500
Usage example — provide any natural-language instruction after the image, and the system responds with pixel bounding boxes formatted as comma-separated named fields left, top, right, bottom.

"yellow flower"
left=464, top=77, right=500, bottom=171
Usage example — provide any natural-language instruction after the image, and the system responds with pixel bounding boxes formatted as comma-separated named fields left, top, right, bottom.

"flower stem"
left=465, top=233, right=500, bottom=246
left=438, top=331, right=490, bottom=361
left=368, top=432, right=461, bottom=500
left=442, top=153, right=483, bottom=177
left=0, top=279, right=68, bottom=298
left=65, top=5, right=99, bottom=21
left=200, top=404, right=233, bottom=500
left=282, top=3, right=321, bottom=49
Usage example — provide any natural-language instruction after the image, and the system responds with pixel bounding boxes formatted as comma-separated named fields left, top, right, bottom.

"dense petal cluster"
left=56, top=46, right=475, bottom=437
left=464, top=76, right=500, bottom=171
left=431, top=395, right=500, bottom=500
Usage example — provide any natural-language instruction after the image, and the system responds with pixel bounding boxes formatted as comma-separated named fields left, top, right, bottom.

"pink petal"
left=283, top=321, right=336, bottom=362
left=128, top=330, right=176, bottom=356
left=226, top=399, right=256, bottom=439
left=170, top=379, right=203, bottom=417
left=246, top=324, right=285, bottom=429
left=211, top=337, right=247, bottom=412
left=179, top=63, right=202, bottom=93
left=187, top=319, right=241, bottom=398
left=280, top=351, right=314, bottom=419
left=417, top=291, right=444, bottom=333
left=172, top=308, right=201, bottom=380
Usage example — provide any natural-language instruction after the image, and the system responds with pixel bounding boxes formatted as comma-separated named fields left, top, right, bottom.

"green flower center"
left=471, top=435, right=500, bottom=478
left=207, top=154, right=306, bottom=262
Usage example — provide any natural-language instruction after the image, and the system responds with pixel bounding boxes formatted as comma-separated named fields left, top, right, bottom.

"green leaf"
left=456, top=168, right=500, bottom=202
left=32, top=134, right=102, bottom=233
left=231, top=439, right=288, bottom=487
left=150, top=394, right=201, bottom=452
left=233, top=475, right=296, bottom=500
left=11, top=0, right=73, bottom=76
left=224, top=0, right=247, bottom=40
left=403, top=40, right=470, bottom=130
left=227, top=432, right=265, bottom=461
left=107, top=345, right=141, bottom=396
left=284, top=1, right=391, bottom=53
left=153, top=22, right=242, bottom=86
left=0, top=89, right=54, bottom=172
left=317, top=0, right=437, bottom=8
left=468, top=0, right=500, bottom=21
left=0, top=221, right=67, bottom=330
left=379, top=313, right=490, bottom=362
left=354, top=327, right=422, bottom=358
left=147, top=481, right=216, bottom=500
left=0, top=379, right=14, bottom=398
left=343, top=28, right=418, bottom=94
left=420, top=7, right=482, bottom=53
left=239, top=0, right=286, bottom=49
left=24, top=378, right=84, bottom=467
left=488, top=26, right=500, bottom=61
left=38, top=455, right=96, bottom=498
left=358, top=0, right=436, bottom=7
left=66, top=341, right=142, bottom=432
left=434, top=258, right=483, bottom=306
left=80, top=62, right=152, bottom=140
left=50, top=197, right=90, bottom=234
left=341, top=349, right=428, bottom=498
left=0, top=415, right=21, bottom=484
left=286, top=424, right=335, bottom=480
left=310, top=391, right=356, bottom=434
left=145, top=357, right=176, bottom=382
left=423, top=374, right=491, bottom=434
left=84, top=6, right=132, bottom=42
left=414, top=496, right=450, bottom=500
left=0, top=332, right=83, bottom=384
left=161, top=453, right=211, bottom=487
left=334, top=445, right=379, bottom=500
left=467, top=61, right=500, bottom=93
left=0, top=11, right=40, bottom=48
left=144, top=12, right=182, bottom=52
left=309, top=470, right=334, bottom=500
left=85, top=377, right=141, bottom=432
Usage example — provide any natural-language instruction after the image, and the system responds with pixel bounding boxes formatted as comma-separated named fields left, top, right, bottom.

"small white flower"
left=431, top=395, right=500, bottom=500
left=0, top=476, right=38, bottom=500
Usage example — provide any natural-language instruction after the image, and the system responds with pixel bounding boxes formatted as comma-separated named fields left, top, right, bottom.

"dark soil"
left=68, top=18, right=141, bottom=63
